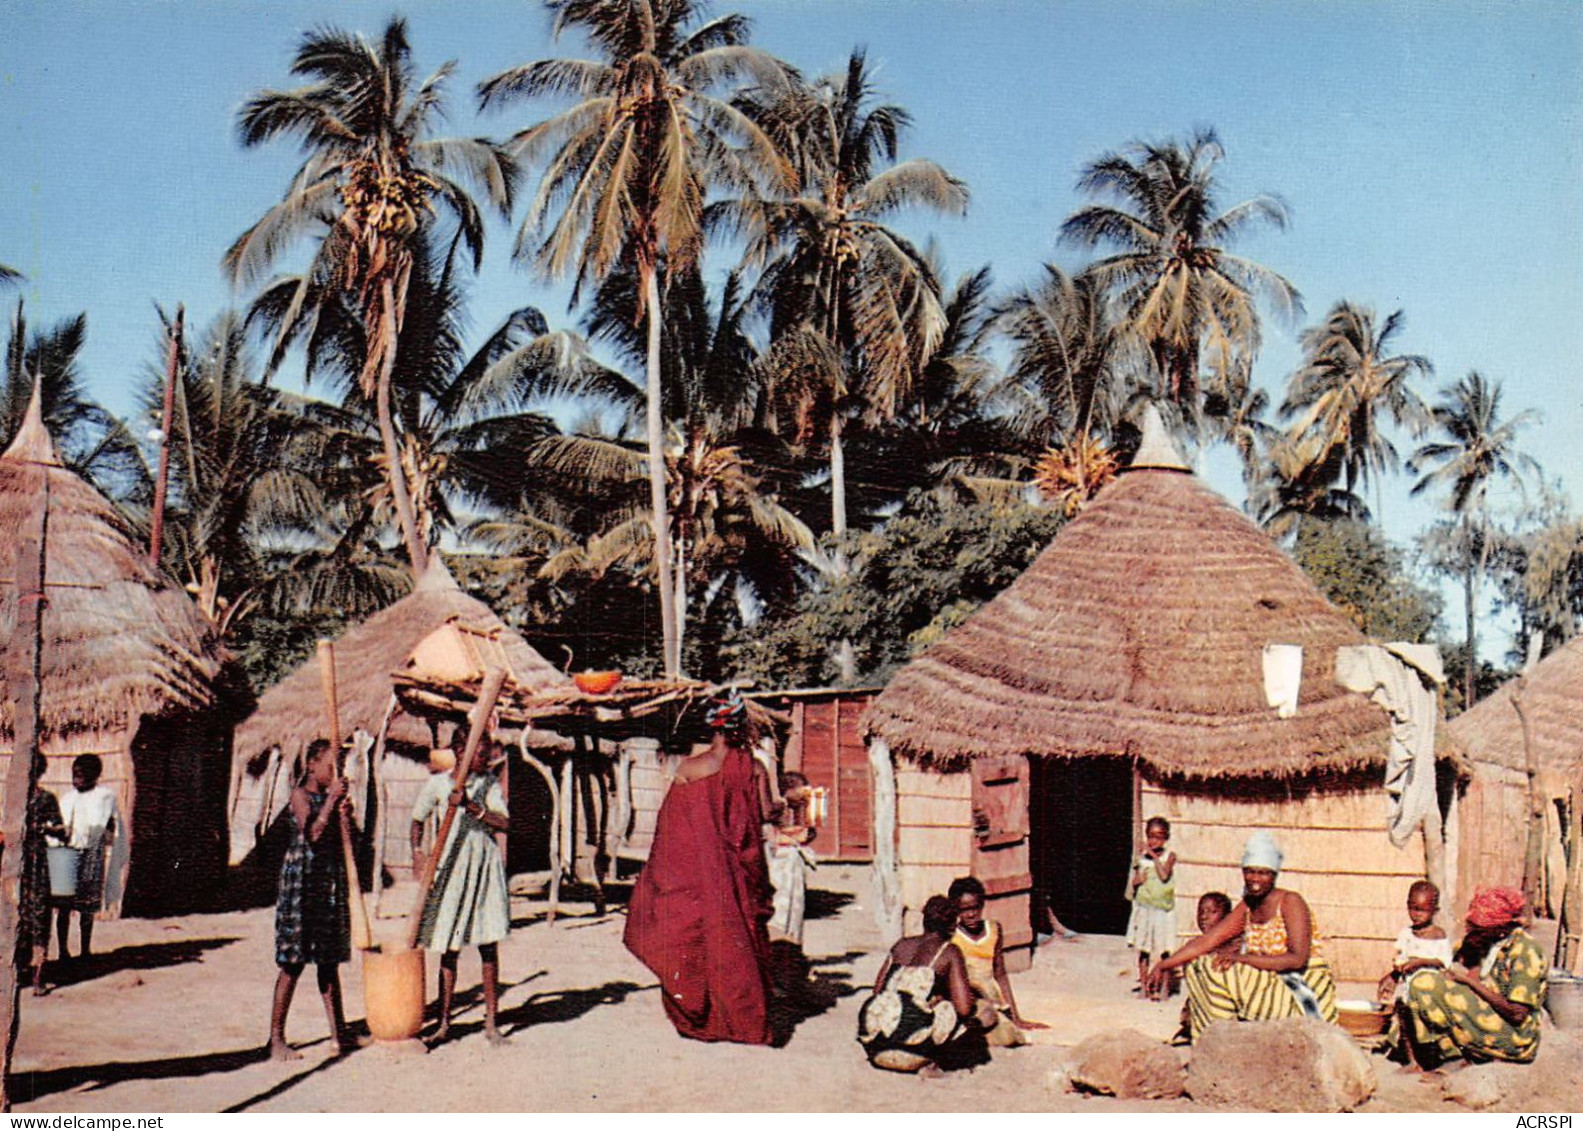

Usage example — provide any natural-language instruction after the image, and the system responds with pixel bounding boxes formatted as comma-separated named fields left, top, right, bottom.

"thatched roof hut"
left=0, top=392, right=232, bottom=915
left=228, top=561, right=570, bottom=872
left=864, top=421, right=1459, bottom=980
left=1449, top=639, right=1583, bottom=916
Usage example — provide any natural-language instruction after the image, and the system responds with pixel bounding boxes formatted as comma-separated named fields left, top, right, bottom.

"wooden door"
left=970, top=754, right=1033, bottom=971
left=791, top=696, right=875, bottom=861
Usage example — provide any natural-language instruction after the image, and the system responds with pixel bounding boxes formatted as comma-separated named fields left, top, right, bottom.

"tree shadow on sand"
left=10, top=1044, right=274, bottom=1104
left=46, top=937, right=242, bottom=989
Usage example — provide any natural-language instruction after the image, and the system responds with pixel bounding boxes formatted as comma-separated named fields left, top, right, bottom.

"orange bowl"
left=573, top=670, right=622, bottom=694
left=1337, top=1002, right=1390, bottom=1039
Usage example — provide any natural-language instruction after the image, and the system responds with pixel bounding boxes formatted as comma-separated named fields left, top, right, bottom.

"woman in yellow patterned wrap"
left=1146, top=831, right=1337, bottom=1041
left=1393, top=885, right=1548, bottom=1070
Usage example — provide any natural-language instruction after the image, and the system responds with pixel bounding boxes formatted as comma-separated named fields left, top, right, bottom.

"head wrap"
left=428, top=747, right=457, bottom=773
left=1241, top=830, right=1284, bottom=872
left=705, top=688, right=748, bottom=732
left=1465, top=886, right=1525, bottom=929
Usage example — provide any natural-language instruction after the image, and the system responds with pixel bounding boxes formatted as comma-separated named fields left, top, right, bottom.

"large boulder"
left=1441, top=1063, right=1534, bottom=1110
left=1068, top=1029, right=1186, bottom=1100
left=1187, top=1019, right=1377, bottom=1111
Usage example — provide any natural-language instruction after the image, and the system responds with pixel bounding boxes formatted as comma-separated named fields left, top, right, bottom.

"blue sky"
left=4, top=0, right=1581, bottom=654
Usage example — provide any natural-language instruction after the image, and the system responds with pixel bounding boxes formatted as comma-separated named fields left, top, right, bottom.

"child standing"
left=55, top=754, right=119, bottom=962
left=412, top=740, right=511, bottom=1046
left=269, top=739, right=355, bottom=1060
left=20, top=755, right=65, bottom=995
left=1125, top=816, right=1177, bottom=1001
left=1377, top=879, right=1453, bottom=1004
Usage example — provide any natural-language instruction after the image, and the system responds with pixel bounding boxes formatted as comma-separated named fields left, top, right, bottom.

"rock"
left=1441, top=1063, right=1533, bottom=1110
left=1186, top=1019, right=1377, bottom=1112
left=1068, top=1029, right=1185, bottom=1099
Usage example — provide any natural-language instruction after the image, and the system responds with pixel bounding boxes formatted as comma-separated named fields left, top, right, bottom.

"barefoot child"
left=55, top=754, right=119, bottom=962
left=1125, top=816, right=1177, bottom=1001
left=1377, top=879, right=1452, bottom=1004
left=1173, top=891, right=1238, bottom=1043
left=949, top=875, right=1047, bottom=1045
left=269, top=739, right=355, bottom=1060
left=413, top=740, right=511, bottom=1046
left=21, top=755, right=65, bottom=995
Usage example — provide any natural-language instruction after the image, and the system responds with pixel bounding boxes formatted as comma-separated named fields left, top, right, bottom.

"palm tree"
left=250, top=231, right=636, bottom=564
left=2, top=299, right=141, bottom=491
left=1280, top=301, right=1432, bottom=514
left=1060, top=128, right=1301, bottom=409
left=1409, top=370, right=1540, bottom=704
left=731, top=48, right=968, bottom=566
left=139, top=308, right=406, bottom=635
left=521, top=265, right=813, bottom=661
left=226, top=17, right=515, bottom=577
left=478, top=0, right=794, bottom=676
left=0, top=264, right=21, bottom=287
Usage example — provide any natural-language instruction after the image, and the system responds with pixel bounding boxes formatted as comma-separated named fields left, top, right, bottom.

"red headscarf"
left=1465, top=886, right=1525, bottom=929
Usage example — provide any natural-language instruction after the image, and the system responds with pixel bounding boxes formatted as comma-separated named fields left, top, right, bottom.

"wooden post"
left=147, top=305, right=182, bottom=569
left=867, top=738, right=903, bottom=943
left=367, top=696, right=397, bottom=919
left=1511, top=682, right=1548, bottom=915
left=519, top=745, right=560, bottom=924
left=405, top=669, right=507, bottom=950
left=0, top=473, right=48, bottom=1111
left=317, top=640, right=371, bottom=952
left=1562, top=784, right=1583, bottom=973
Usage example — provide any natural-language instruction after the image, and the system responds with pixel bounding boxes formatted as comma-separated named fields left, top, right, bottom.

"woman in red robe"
left=624, top=690, right=774, bottom=1044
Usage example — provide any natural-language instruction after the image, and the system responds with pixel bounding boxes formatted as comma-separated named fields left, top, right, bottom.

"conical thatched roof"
left=866, top=450, right=1411, bottom=780
left=0, top=391, right=222, bottom=740
left=1449, top=638, right=1583, bottom=793
left=233, top=561, right=569, bottom=760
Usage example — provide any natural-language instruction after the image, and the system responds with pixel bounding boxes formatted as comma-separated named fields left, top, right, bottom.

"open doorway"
left=1029, top=756, right=1134, bottom=934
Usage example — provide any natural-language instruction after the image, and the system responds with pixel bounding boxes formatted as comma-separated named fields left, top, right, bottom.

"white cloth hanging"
left=1263, top=643, right=1304, bottom=718
left=1335, top=643, right=1445, bottom=847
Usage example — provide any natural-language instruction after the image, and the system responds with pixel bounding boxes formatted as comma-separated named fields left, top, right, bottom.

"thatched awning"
left=866, top=450, right=1449, bottom=780
left=0, top=394, right=222, bottom=741
left=1450, top=638, right=1583, bottom=793
left=233, top=561, right=569, bottom=760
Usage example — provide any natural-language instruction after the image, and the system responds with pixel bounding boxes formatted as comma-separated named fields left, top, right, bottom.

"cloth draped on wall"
left=623, top=747, right=773, bottom=1045
left=1335, top=643, right=1445, bottom=847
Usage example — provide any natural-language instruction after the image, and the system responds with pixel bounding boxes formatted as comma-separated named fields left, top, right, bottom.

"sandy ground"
left=10, top=867, right=1470, bottom=1113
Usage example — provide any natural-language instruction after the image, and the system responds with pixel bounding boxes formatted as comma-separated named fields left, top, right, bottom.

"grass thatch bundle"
left=1450, top=636, right=1583, bottom=792
left=0, top=398, right=222, bottom=741
left=233, top=560, right=569, bottom=762
left=866, top=460, right=1411, bottom=780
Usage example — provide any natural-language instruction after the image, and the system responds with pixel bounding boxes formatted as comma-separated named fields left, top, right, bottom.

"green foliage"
left=725, top=494, right=1064, bottom=687
left=229, top=608, right=354, bottom=693
left=1292, top=518, right=1441, bottom=643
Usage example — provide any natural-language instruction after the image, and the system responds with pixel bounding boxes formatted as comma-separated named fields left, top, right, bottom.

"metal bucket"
left=47, top=846, right=81, bottom=898
left=1548, top=972, right=1583, bottom=1032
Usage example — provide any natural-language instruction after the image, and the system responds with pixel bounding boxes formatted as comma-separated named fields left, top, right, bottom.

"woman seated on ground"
left=857, top=896, right=988, bottom=1076
left=1147, top=831, right=1337, bottom=1041
left=1392, top=886, right=1548, bottom=1070
left=948, top=875, right=1047, bottom=1046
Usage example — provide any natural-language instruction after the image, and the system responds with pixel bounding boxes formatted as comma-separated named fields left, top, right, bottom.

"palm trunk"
left=1464, top=517, right=1491, bottom=708
left=830, top=409, right=848, bottom=575
left=377, top=276, right=427, bottom=578
left=674, top=533, right=687, bottom=672
left=644, top=266, right=680, bottom=677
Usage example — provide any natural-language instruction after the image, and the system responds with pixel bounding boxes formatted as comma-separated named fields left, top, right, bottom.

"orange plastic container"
left=573, top=670, right=622, bottom=694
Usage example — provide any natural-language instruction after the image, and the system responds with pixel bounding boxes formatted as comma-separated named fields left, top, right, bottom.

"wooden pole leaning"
left=405, top=668, right=508, bottom=952
left=0, top=474, right=48, bottom=1112
left=318, top=640, right=372, bottom=952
